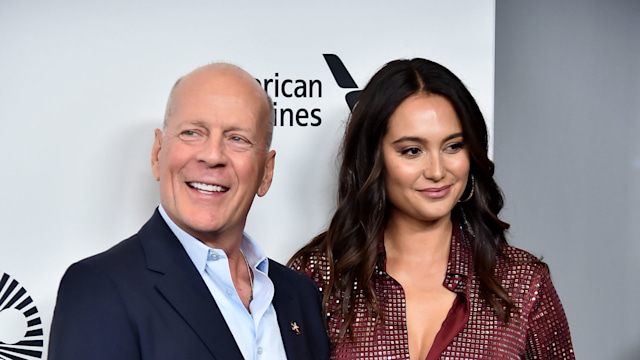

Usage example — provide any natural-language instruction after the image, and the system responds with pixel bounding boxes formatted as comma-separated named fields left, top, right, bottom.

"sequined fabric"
left=291, top=225, right=575, bottom=359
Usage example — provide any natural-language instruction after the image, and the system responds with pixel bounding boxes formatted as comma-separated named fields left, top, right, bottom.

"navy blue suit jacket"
left=49, top=210, right=329, bottom=360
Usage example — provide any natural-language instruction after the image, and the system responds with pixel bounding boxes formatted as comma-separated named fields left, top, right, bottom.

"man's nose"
left=196, top=135, right=228, bottom=166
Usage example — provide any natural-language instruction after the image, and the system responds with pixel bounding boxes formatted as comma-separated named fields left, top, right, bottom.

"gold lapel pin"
left=290, top=321, right=301, bottom=335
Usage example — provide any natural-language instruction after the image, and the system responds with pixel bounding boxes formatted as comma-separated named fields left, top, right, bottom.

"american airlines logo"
left=257, top=54, right=361, bottom=127
left=322, top=54, right=361, bottom=111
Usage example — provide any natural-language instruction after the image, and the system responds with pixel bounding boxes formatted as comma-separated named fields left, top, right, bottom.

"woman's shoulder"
left=497, top=245, right=567, bottom=324
left=497, top=245, right=549, bottom=279
left=289, top=248, right=330, bottom=270
left=501, top=244, right=542, bottom=263
left=289, top=249, right=332, bottom=290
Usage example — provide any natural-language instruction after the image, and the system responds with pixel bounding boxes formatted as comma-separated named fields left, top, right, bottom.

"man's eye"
left=178, top=130, right=204, bottom=142
left=229, top=135, right=253, bottom=145
left=227, top=135, right=253, bottom=150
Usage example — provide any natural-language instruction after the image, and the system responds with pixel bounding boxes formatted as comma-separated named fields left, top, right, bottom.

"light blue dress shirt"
left=159, top=205, right=287, bottom=360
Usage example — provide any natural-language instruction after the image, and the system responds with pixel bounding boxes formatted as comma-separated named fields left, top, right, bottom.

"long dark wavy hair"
left=289, top=58, right=513, bottom=341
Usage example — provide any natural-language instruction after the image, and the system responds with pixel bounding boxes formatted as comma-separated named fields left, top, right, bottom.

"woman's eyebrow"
left=391, top=132, right=463, bottom=145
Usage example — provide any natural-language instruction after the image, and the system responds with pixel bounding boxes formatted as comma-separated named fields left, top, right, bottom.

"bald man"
left=49, top=64, right=330, bottom=360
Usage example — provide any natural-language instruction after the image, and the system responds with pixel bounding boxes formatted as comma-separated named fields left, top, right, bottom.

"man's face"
left=151, top=67, right=275, bottom=245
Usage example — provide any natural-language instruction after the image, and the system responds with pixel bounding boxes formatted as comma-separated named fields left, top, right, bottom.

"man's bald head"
left=152, top=62, right=278, bottom=244
left=163, top=63, right=274, bottom=149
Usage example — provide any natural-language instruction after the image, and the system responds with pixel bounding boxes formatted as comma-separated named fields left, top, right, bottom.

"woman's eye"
left=401, top=147, right=421, bottom=156
left=445, top=142, right=464, bottom=153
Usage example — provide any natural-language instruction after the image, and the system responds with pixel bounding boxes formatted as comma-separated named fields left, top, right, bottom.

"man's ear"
left=257, top=150, right=276, bottom=197
left=151, top=129, right=163, bottom=181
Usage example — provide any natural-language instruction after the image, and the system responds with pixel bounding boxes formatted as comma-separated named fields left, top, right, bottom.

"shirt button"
left=209, top=253, right=219, bottom=260
left=226, top=289, right=232, bottom=296
left=257, top=347, right=263, bottom=355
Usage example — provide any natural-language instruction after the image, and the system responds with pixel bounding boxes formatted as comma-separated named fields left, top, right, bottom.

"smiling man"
left=49, top=63, right=329, bottom=360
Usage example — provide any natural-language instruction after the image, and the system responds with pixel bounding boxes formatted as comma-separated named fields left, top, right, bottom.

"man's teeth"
left=189, top=182, right=226, bottom=192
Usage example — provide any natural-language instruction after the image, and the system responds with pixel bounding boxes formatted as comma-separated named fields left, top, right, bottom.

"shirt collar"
left=158, top=205, right=269, bottom=274
left=446, top=221, right=474, bottom=278
left=443, top=221, right=474, bottom=294
left=240, top=232, right=270, bottom=274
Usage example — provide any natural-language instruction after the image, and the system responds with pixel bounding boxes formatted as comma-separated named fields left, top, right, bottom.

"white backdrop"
left=0, top=1, right=494, bottom=358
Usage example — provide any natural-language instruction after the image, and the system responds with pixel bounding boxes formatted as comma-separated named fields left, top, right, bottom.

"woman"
left=290, top=58, right=574, bottom=359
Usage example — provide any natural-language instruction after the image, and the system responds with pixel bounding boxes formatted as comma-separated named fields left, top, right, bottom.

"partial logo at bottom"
left=0, top=273, right=43, bottom=359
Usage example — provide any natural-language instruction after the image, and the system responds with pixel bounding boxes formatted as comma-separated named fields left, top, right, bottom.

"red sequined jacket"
left=291, top=225, right=575, bottom=360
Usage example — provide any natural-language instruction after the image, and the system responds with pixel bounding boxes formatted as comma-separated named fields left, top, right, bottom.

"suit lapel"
left=270, top=260, right=311, bottom=359
left=139, top=210, right=244, bottom=360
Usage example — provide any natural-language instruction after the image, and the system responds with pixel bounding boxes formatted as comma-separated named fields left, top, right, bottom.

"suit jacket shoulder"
left=49, top=210, right=243, bottom=360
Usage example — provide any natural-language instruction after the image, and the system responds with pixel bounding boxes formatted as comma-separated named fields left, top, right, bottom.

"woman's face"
left=382, top=94, right=470, bottom=226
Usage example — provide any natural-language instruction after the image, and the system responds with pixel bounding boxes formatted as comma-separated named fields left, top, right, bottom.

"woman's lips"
left=420, top=185, right=452, bottom=199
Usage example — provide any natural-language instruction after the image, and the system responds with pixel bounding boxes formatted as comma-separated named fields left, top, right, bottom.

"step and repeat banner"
left=0, top=1, right=494, bottom=358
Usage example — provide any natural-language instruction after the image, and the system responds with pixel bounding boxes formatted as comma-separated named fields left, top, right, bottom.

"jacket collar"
left=138, top=209, right=244, bottom=360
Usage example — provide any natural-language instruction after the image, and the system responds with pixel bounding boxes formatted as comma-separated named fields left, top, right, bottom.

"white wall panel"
left=0, top=1, right=494, bottom=357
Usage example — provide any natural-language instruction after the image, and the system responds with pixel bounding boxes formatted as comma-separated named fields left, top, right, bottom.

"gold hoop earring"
left=458, top=175, right=475, bottom=203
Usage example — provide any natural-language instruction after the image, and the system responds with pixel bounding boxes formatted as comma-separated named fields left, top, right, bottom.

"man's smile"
left=187, top=181, right=229, bottom=194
